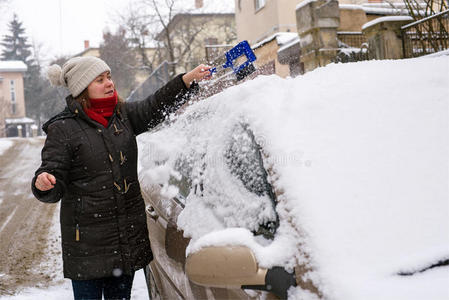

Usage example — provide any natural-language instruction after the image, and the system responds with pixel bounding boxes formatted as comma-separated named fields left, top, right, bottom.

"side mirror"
left=185, top=246, right=267, bottom=288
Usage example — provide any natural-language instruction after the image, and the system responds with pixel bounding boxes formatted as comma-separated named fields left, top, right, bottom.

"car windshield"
left=167, top=122, right=278, bottom=239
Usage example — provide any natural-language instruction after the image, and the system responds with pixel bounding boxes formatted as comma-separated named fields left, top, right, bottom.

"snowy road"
left=0, top=138, right=60, bottom=295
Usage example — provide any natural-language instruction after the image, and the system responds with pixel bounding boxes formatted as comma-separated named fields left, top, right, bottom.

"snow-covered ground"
left=0, top=201, right=149, bottom=300
left=138, top=55, right=449, bottom=299
left=0, top=271, right=148, bottom=300
left=0, top=139, right=13, bottom=207
left=0, top=270, right=148, bottom=300
left=0, top=139, right=13, bottom=156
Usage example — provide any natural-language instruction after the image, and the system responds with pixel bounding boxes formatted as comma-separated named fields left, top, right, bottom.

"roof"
left=155, top=0, right=235, bottom=40
left=277, top=36, right=301, bottom=64
left=362, top=16, right=413, bottom=31
left=0, top=61, right=27, bottom=73
left=73, top=47, right=100, bottom=58
left=5, top=117, right=35, bottom=124
left=252, top=32, right=298, bottom=50
left=339, top=2, right=424, bottom=16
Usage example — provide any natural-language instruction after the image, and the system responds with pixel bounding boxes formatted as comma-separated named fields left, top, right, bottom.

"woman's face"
left=87, top=71, right=115, bottom=99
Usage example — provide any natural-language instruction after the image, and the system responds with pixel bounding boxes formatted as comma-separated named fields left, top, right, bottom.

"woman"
left=31, top=56, right=210, bottom=300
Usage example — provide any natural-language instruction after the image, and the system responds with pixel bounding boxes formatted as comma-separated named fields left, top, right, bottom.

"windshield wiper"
left=397, top=257, right=449, bottom=276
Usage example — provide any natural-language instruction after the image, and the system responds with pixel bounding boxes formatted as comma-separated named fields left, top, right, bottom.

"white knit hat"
left=47, top=56, right=111, bottom=97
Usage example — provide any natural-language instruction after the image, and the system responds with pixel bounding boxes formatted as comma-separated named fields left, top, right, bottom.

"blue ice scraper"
left=209, top=40, right=257, bottom=81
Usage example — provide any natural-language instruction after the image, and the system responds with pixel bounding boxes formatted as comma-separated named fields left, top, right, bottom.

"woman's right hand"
left=35, top=172, right=56, bottom=191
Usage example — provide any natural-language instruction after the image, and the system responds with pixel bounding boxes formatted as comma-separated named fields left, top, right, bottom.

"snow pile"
left=138, top=56, right=449, bottom=299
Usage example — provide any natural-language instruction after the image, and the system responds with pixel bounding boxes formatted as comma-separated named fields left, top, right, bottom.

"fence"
left=127, top=61, right=175, bottom=102
left=336, top=32, right=369, bottom=62
left=402, top=9, right=449, bottom=58
left=338, top=32, right=367, bottom=48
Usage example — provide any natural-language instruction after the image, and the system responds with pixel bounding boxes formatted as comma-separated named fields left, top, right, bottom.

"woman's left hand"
left=182, top=64, right=212, bottom=88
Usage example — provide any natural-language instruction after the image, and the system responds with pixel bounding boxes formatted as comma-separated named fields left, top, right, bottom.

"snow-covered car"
left=137, top=55, right=449, bottom=300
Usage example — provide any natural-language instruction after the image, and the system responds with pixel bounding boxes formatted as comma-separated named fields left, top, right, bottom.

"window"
left=224, top=123, right=279, bottom=238
left=168, top=122, right=279, bottom=239
left=10, top=80, right=16, bottom=114
left=255, top=0, right=266, bottom=11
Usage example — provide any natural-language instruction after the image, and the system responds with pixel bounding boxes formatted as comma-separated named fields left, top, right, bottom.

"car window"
left=224, top=123, right=278, bottom=239
left=169, top=151, right=205, bottom=206
left=169, top=156, right=193, bottom=204
left=225, top=123, right=273, bottom=197
left=168, top=122, right=279, bottom=240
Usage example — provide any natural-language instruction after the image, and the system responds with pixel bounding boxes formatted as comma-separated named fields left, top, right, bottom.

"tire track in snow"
left=0, top=138, right=58, bottom=296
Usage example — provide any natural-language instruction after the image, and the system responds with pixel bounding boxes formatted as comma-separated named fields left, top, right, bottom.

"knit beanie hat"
left=47, top=56, right=111, bottom=97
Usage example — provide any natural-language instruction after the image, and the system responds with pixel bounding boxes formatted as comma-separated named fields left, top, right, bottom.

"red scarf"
left=84, top=90, right=118, bottom=127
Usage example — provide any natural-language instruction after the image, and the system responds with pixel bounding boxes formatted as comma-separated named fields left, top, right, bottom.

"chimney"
left=84, top=40, right=90, bottom=49
left=195, top=0, right=203, bottom=9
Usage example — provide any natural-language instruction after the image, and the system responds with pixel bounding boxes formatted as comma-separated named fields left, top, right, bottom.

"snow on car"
left=137, top=55, right=449, bottom=299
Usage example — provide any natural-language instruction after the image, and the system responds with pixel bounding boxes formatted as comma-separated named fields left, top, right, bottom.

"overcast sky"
left=0, top=0, right=127, bottom=63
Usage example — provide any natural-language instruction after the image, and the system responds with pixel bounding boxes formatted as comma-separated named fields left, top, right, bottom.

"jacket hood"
left=42, top=106, right=75, bottom=134
left=42, top=95, right=100, bottom=133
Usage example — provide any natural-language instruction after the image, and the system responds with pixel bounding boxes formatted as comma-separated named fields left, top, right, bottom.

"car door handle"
left=145, top=205, right=159, bottom=221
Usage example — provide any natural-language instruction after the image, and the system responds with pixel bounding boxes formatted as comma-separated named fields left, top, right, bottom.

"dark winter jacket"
left=31, top=74, right=197, bottom=280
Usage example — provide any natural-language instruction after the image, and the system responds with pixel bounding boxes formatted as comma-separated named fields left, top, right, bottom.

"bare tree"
left=117, top=0, right=236, bottom=77
left=402, top=0, right=448, bottom=55
left=116, top=1, right=162, bottom=75
left=99, top=27, right=139, bottom=98
left=403, top=0, right=448, bottom=17
left=28, top=51, right=67, bottom=133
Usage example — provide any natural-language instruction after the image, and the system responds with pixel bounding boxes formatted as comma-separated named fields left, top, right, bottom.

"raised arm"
left=125, top=64, right=211, bottom=135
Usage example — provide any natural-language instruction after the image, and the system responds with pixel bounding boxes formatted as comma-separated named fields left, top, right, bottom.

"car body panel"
left=142, top=186, right=276, bottom=299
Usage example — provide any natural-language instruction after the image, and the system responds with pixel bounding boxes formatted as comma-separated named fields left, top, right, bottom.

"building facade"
left=0, top=61, right=34, bottom=137
left=234, top=0, right=414, bottom=77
